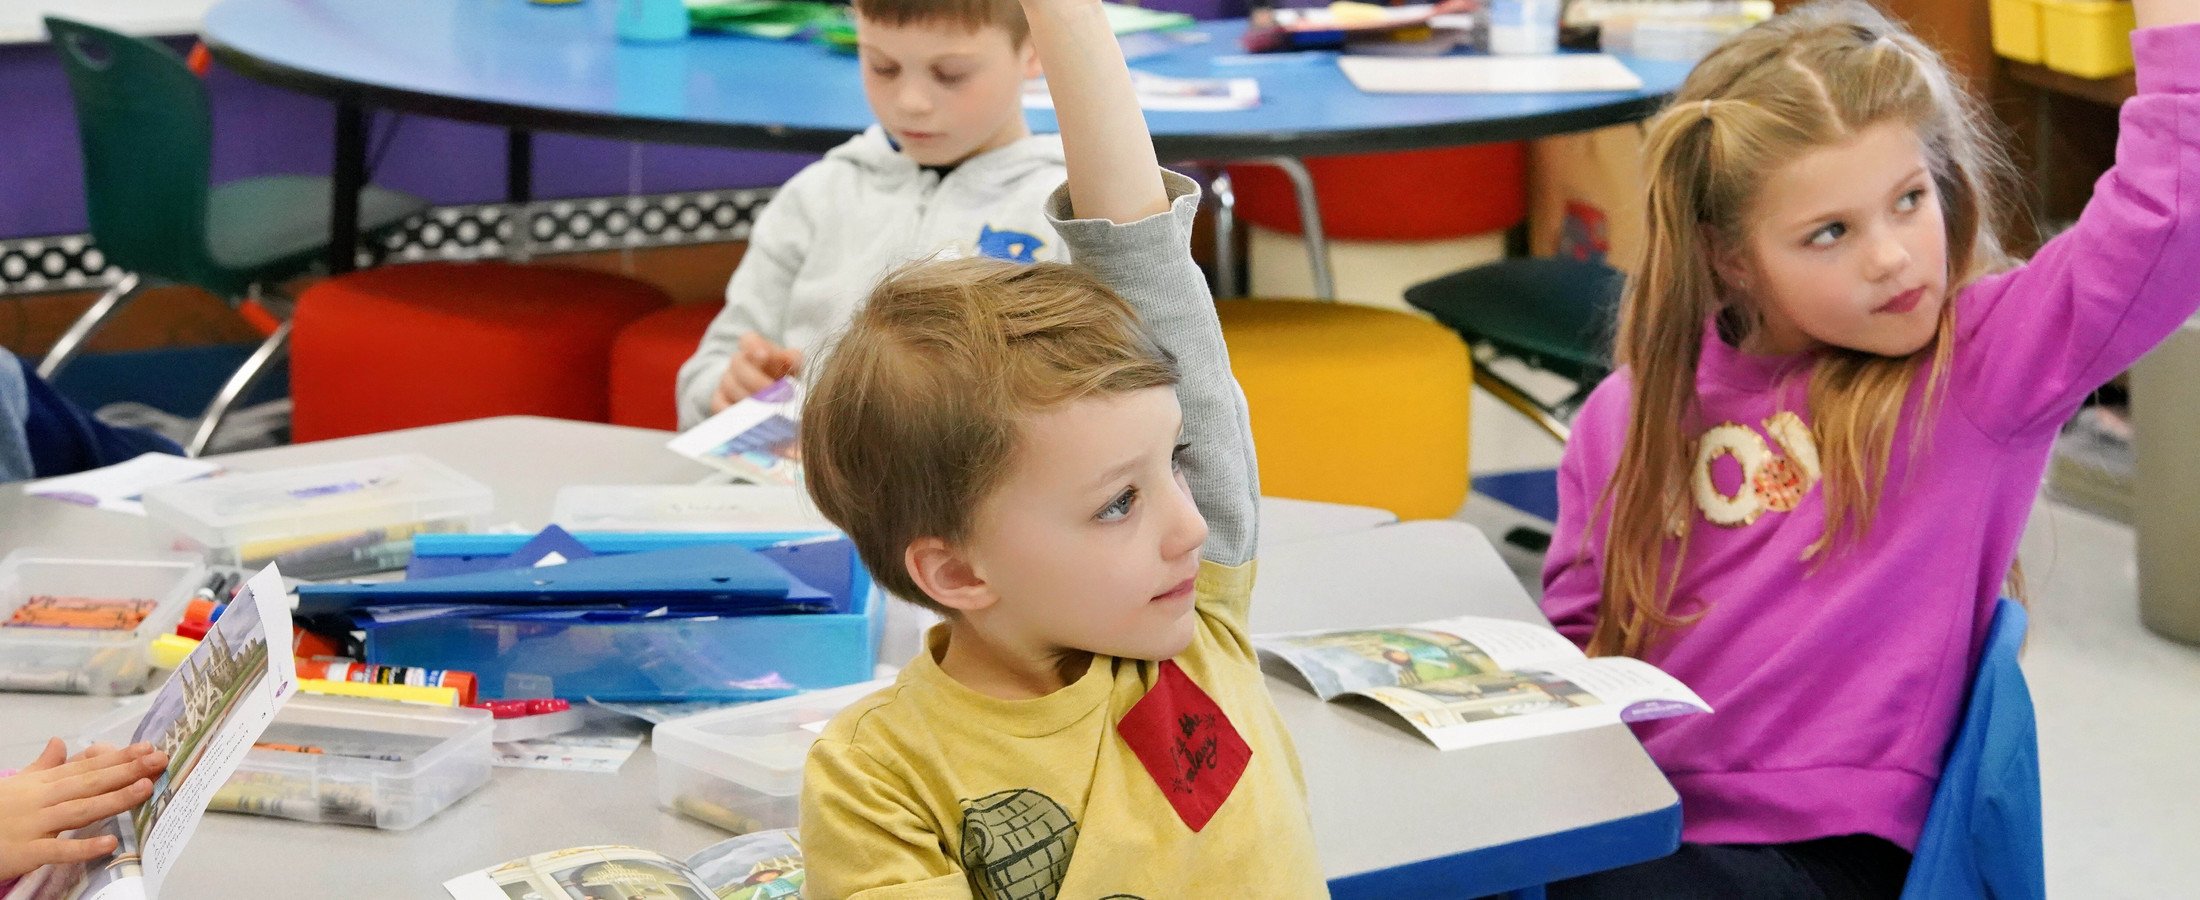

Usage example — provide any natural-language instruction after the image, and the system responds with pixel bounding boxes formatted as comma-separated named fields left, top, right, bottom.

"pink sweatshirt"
left=1543, top=24, right=2200, bottom=851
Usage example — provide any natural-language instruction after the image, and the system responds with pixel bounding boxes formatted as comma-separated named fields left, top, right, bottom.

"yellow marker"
left=149, top=633, right=200, bottom=670
left=299, top=678, right=459, bottom=707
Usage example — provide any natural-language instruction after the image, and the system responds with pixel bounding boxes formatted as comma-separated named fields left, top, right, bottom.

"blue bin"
left=364, top=532, right=879, bottom=702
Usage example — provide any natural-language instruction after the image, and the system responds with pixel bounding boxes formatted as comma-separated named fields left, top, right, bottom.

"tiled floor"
left=1456, top=379, right=2200, bottom=898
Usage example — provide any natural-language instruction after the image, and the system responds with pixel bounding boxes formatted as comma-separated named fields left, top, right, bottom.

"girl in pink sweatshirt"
left=1543, top=0, right=2200, bottom=895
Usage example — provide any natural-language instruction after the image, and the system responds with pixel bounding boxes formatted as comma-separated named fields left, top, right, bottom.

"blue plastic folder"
left=293, top=542, right=830, bottom=618
left=353, top=532, right=881, bottom=701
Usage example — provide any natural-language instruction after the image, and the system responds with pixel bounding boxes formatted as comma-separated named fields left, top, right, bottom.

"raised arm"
left=1023, top=0, right=1260, bottom=566
left=1018, top=0, right=1165, bottom=224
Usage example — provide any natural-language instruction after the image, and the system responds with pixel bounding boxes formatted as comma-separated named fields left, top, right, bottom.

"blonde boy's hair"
left=801, top=258, right=1179, bottom=614
left=1589, top=0, right=2020, bottom=659
left=852, top=0, right=1030, bottom=44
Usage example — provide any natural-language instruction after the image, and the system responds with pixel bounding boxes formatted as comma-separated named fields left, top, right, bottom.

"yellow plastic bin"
left=1991, top=0, right=2045, bottom=64
left=2042, top=0, right=2136, bottom=79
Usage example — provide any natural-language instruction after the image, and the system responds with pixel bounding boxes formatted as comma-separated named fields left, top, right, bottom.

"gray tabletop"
left=1, top=417, right=1672, bottom=896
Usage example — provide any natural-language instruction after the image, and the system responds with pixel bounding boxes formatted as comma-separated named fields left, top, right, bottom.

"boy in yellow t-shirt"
left=793, top=1, right=1328, bottom=897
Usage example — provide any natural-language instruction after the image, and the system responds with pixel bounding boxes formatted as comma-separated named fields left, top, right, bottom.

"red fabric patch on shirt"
left=1115, top=660, right=1252, bottom=832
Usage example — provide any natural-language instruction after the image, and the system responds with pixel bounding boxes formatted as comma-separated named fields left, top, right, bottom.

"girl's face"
left=1717, top=119, right=1949, bottom=358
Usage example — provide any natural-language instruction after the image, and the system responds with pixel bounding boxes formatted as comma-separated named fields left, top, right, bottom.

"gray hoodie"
left=675, top=126, right=1070, bottom=428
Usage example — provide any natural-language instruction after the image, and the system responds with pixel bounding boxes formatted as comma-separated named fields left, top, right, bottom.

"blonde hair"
left=1590, top=0, right=2019, bottom=659
left=801, top=258, right=1178, bottom=615
left=852, top=0, right=1030, bottom=44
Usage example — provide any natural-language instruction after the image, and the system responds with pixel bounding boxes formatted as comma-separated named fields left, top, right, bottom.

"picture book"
left=442, top=830, right=806, bottom=900
left=667, top=379, right=803, bottom=487
left=14, top=566, right=298, bottom=900
left=1255, top=614, right=1710, bottom=750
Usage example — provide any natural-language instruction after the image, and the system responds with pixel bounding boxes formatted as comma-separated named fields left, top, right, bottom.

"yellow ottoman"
left=1217, top=300, right=1472, bottom=521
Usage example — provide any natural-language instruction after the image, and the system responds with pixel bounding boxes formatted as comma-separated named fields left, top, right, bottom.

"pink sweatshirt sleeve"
left=1954, top=24, right=2200, bottom=441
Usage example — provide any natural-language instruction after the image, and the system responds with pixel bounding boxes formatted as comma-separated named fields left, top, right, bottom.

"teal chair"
left=41, top=17, right=427, bottom=455
left=1404, top=257, right=1624, bottom=443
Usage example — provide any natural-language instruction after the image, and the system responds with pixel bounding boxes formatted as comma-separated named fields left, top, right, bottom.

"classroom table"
left=199, top=0, right=1694, bottom=293
left=0, top=417, right=1676, bottom=898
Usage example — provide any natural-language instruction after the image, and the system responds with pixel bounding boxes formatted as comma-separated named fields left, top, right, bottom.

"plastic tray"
left=0, top=550, right=204, bottom=694
left=652, top=679, right=890, bottom=834
left=208, top=693, right=494, bottom=830
left=142, top=454, right=492, bottom=579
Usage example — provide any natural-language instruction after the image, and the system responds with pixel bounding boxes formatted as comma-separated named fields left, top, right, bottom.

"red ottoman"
left=608, top=303, right=721, bottom=431
left=290, top=262, right=670, bottom=442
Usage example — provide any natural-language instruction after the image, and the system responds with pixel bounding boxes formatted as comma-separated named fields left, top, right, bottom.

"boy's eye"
left=1806, top=221, right=1847, bottom=247
left=1171, top=441, right=1191, bottom=473
left=1098, top=487, right=1138, bottom=522
left=869, top=64, right=900, bottom=78
left=933, top=69, right=970, bottom=86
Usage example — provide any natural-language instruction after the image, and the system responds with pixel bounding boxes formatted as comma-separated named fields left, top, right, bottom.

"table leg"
left=507, top=128, right=535, bottom=262
left=329, top=101, right=365, bottom=275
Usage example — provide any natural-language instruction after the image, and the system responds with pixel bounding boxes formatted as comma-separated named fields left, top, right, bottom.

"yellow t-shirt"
left=799, top=559, right=1328, bottom=899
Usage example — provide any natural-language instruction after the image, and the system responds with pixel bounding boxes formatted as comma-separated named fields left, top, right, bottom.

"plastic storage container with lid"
left=652, top=679, right=892, bottom=834
left=1992, top=0, right=2047, bottom=64
left=142, top=454, right=492, bottom=579
left=2041, top=0, right=2136, bottom=79
left=0, top=550, right=204, bottom=694
left=207, top=693, right=494, bottom=830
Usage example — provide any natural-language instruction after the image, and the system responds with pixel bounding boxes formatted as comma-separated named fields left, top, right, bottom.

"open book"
left=442, top=831, right=806, bottom=900
left=15, top=567, right=297, bottom=900
left=1255, top=615, right=1709, bottom=751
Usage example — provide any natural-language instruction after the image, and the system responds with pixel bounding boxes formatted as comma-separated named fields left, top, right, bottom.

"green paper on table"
left=1104, top=2, right=1195, bottom=35
left=685, top=0, right=847, bottom=40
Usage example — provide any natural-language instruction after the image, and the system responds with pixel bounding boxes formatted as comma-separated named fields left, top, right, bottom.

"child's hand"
left=0, top=739, right=167, bottom=882
left=711, top=332, right=804, bottom=414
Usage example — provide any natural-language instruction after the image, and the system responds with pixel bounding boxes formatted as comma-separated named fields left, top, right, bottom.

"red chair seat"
left=291, top=262, right=669, bottom=442
left=609, top=303, right=721, bottom=431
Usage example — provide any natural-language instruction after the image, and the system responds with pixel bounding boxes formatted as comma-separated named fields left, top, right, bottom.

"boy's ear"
left=1020, top=40, right=1042, bottom=80
left=905, top=537, right=996, bottom=614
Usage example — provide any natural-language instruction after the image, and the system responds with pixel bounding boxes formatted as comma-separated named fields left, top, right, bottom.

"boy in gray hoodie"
left=675, top=0, right=1069, bottom=428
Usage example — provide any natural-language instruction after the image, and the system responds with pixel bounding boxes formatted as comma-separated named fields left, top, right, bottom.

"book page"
left=1254, top=615, right=1586, bottom=700
left=107, top=565, right=296, bottom=898
left=443, top=845, right=718, bottom=900
left=1354, top=656, right=1711, bottom=751
left=666, top=378, right=803, bottom=486
left=684, top=829, right=807, bottom=899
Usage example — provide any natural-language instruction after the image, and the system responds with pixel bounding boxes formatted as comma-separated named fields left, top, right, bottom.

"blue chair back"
left=1899, top=598, right=2045, bottom=900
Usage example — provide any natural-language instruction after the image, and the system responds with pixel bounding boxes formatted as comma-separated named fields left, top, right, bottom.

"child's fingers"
left=22, top=833, right=121, bottom=869
left=40, top=743, right=150, bottom=782
left=42, top=777, right=153, bottom=832
left=68, top=742, right=115, bottom=764
left=20, top=737, right=68, bottom=772
left=46, top=748, right=160, bottom=799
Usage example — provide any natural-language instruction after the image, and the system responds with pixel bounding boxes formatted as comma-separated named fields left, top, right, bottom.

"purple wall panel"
left=6, top=1, right=1242, bottom=241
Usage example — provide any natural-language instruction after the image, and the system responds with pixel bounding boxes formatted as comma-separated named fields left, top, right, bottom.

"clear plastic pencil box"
left=142, top=454, right=492, bottom=579
left=0, top=549, right=204, bottom=695
left=652, top=679, right=889, bottom=834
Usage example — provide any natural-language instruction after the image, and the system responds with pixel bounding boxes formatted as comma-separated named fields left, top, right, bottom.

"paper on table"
left=23, top=453, right=222, bottom=516
left=1024, top=70, right=1260, bottom=112
left=1337, top=53, right=1645, bottom=94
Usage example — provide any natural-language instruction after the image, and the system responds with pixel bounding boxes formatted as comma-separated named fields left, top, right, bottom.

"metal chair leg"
left=185, top=319, right=290, bottom=457
left=1253, top=155, right=1336, bottom=302
left=35, top=273, right=144, bottom=380
left=1475, top=366, right=1572, bottom=444
left=1211, top=170, right=1239, bottom=300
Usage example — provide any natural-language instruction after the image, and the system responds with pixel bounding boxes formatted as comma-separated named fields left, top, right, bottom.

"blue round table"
left=202, top=0, right=1692, bottom=285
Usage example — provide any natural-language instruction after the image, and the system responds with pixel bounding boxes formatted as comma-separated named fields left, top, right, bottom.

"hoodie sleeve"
left=1952, top=24, right=2200, bottom=442
left=676, top=167, right=824, bottom=429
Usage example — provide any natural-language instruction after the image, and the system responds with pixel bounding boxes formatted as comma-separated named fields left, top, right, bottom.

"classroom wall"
left=1, top=0, right=1245, bottom=243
